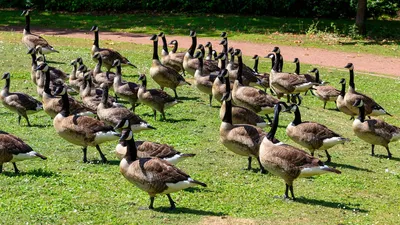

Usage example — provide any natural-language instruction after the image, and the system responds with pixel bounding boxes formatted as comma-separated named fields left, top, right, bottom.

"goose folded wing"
left=139, top=158, right=190, bottom=183
left=0, top=134, right=34, bottom=154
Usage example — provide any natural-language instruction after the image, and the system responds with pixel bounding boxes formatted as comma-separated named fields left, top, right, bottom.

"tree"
left=355, top=0, right=367, bottom=35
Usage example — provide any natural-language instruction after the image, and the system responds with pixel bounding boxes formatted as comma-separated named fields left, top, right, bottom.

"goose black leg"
left=247, top=157, right=252, bottom=170
left=149, top=197, right=155, bottom=209
left=265, top=114, right=272, bottom=124
left=385, top=147, right=392, bottom=159
left=18, top=115, right=21, bottom=125
left=256, top=157, right=267, bottom=174
left=209, top=94, right=212, bottom=106
left=289, top=185, right=296, bottom=200
left=95, top=145, right=108, bottom=163
left=0, top=164, right=2, bottom=173
left=284, top=183, right=290, bottom=199
left=167, top=194, right=176, bottom=210
left=371, top=144, right=375, bottom=156
left=24, top=116, right=31, bottom=127
left=173, top=89, right=178, bottom=99
left=323, top=101, right=327, bottom=109
left=114, top=94, right=119, bottom=103
left=12, top=163, right=19, bottom=174
left=153, top=110, right=157, bottom=121
left=82, top=147, right=88, bottom=163
left=325, top=150, right=332, bottom=163
left=311, top=151, right=315, bottom=157
left=161, top=111, right=166, bottom=121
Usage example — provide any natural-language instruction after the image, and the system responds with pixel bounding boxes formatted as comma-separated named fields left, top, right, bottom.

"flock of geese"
left=1, top=9, right=399, bottom=210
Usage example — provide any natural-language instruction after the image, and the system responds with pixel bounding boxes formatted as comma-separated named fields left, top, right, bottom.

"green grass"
left=0, top=31, right=400, bottom=224
left=0, top=9, right=400, bottom=57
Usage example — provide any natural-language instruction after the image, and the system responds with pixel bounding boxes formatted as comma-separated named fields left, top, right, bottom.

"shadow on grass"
left=295, top=197, right=369, bottom=213
left=372, top=154, right=400, bottom=162
left=89, top=159, right=120, bottom=165
left=2, top=168, right=57, bottom=177
left=47, top=60, right=65, bottom=65
left=178, top=96, right=200, bottom=101
left=182, top=187, right=213, bottom=193
left=154, top=206, right=225, bottom=216
left=326, top=161, right=374, bottom=172
left=164, top=118, right=196, bottom=123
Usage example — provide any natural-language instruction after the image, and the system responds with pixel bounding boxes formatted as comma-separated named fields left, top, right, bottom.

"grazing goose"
left=149, top=34, right=190, bottom=99
left=309, top=68, right=340, bottom=109
left=53, top=85, right=120, bottom=163
left=343, top=63, right=391, bottom=117
left=259, top=104, right=341, bottom=200
left=193, top=51, right=217, bottom=106
left=0, top=72, right=42, bottom=126
left=90, top=25, right=136, bottom=72
left=97, top=84, right=155, bottom=133
left=92, top=52, right=115, bottom=89
left=158, top=33, right=185, bottom=74
left=352, top=99, right=400, bottom=159
left=119, top=129, right=206, bottom=210
left=138, top=74, right=179, bottom=121
left=336, top=78, right=356, bottom=119
left=183, top=30, right=198, bottom=76
left=21, top=10, right=59, bottom=54
left=219, top=71, right=267, bottom=128
left=0, top=130, right=47, bottom=174
left=112, top=59, right=139, bottom=111
left=231, top=49, right=286, bottom=123
left=167, top=40, right=186, bottom=75
left=219, top=85, right=267, bottom=173
left=286, top=104, right=349, bottom=162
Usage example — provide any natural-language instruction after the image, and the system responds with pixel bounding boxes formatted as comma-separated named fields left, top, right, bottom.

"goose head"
left=90, top=25, right=99, bottom=32
left=35, top=63, right=49, bottom=72
left=189, top=30, right=196, bottom=37
left=112, top=59, right=121, bottom=67
left=344, top=63, right=354, bottom=70
left=220, top=31, right=227, bottom=38
left=252, top=55, right=259, bottom=60
left=150, top=34, right=158, bottom=42
left=1, top=72, right=11, bottom=80
left=205, top=42, right=212, bottom=48
left=157, top=32, right=165, bottom=38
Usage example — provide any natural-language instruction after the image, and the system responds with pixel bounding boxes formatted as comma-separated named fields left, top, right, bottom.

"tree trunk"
left=355, top=0, right=367, bottom=35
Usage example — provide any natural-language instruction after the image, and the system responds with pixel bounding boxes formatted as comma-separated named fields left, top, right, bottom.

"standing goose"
left=137, top=74, right=180, bottom=121
left=251, top=55, right=270, bottom=91
left=35, top=52, right=68, bottom=82
left=0, top=72, right=42, bottom=126
left=219, top=84, right=267, bottom=173
left=28, top=48, right=39, bottom=85
left=53, top=85, right=120, bottom=163
left=193, top=51, right=217, bottom=106
left=119, top=129, right=207, bottom=210
left=259, top=104, right=342, bottom=200
left=352, top=99, right=400, bottom=158
left=343, top=63, right=391, bottom=117
left=97, top=84, right=155, bottom=133
left=92, top=52, right=115, bottom=89
left=204, top=42, right=214, bottom=61
left=286, top=104, right=350, bottom=162
left=158, top=33, right=185, bottom=75
left=149, top=34, right=190, bottom=99
left=168, top=40, right=186, bottom=75
left=183, top=30, right=198, bottom=76
left=336, top=78, right=356, bottom=119
left=212, top=53, right=233, bottom=104
left=227, top=49, right=261, bottom=87
left=196, top=44, right=220, bottom=74
left=90, top=25, right=136, bottom=72
left=21, top=10, right=59, bottom=54
left=0, top=130, right=47, bottom=174
left=308, top=68, right=340, bottom=109
left=69, top=58, right=85, bottom=93
left=112, top=59, right=139, bottom=111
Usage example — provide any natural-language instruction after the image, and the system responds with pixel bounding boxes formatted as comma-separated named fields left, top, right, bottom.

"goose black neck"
left=220, top=57, right=226, bottom=69
left=198, top=56, right=203, bottom=70
left=172, top=42, right=178, bottom=53
left=116, top=64, right=122, bottom=75
left=31, top=54, right=37, bottom=66
left=189, top=36, right=197, bottom=56
left=223, top=37, right=228, bottom=54
left=60, top=91, right=70, bottom=117
left=93, top=30, right=99, bottom=47
left=253, top=58, right=259, bottom=73
left=294, top=62, right=300, bottom=74
left=315, top=71, right=320, bottom=83
left=25, top=15, right=30, bottom=33
left=237, top=55, right=243, bottom=84
left=349, top=69, right=355, bottom=89
left=224, top=75, right=230, bottom=93
left=278, top=55, right=283, bottom=72
left=200, top=48, right=205, bottom=58
left=101, top=86, right=109, bottom=106
left=222, top=95, right=233, bottom=125
left=292, top=106, right=302, bottom=125
left=357, top=104, right=365, bottom=122
left=161, top=36, right=168, bottom=54
left=207, top=46, right=213, bottom=59
left=272, top=54, right=280, bottom=72
left=152, top=40, right=159, bottom=60
left=141, top=78, right=147, bottom=88
left=4, top=78, right=10, bottom=90
left=267, top=105, right=281, bottom=141
left=340, top=82, right=346, bottom=97
left=44, top=70, right=51, bottom=94
left=125, top=135, right=137, bottom=162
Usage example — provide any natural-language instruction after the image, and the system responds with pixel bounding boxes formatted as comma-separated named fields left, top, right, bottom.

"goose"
left=35, top=53, right=68, bottom=83
left=27, top=48, right=39, bottom=85
left=0, top=130, right=47, bottom=174
left=336, top=78, right=356, bottom=119
left=226, top=48, right=263, bottom=87
left=0, top=72, right=42, bottom=126
left=259, top=104, right=341, bottom=200
left=219, top=70, right=267, bottom=128
left=182, top=30, right=198, bottom=76
left=292, top=57, right=316, bottom=95
left=308, top=68, right=340, bottom=109
left=167, top=40, right=186, bottom=75
left=251, top=54, right=270, bottom=91
left=90, top=25, right=136, bottom=72
left=220, top=31, right=228, bottom=56
left=196, top=44, right=220, bottom=74
left=212, top=53, right=233, bottom=104
left=149, top=34, right=190, bottom=99
left=112, top=59, right=139, bottom=111
left=219, top=85, right=268, bottom=173
left=352, top=99, right=400, bottom=159
left=21, top=10, right=59, bottom=54
left=286, top=104, right=350, bottom=162
left=138, top=74, right=180, bottom=121
left=35, top=63, right=95, bottom=119
left=53, top=85, right=119, bottom=163
left=193, top=51, right=218, bottom=106
left=69, top=58, right=85, bottom=92
left=158, top=33, right=185, bottom=75
left=92, top=52, right=115, bottom=89
left=343, top=63, right=391, bottom=117
left=97, top=84, right=155, bottom=133
left=231, top=49, right=286, bottom=123
left=204, top=42, right=214, bottom=61
left=119, top=129, right=207, bottom=210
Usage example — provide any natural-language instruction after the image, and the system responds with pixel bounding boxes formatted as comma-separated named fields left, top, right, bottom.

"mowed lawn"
left=0, top=31, right=399, bottom=224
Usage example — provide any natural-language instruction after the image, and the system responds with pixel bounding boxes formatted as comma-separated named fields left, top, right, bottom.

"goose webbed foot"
left=385, top=147, right=392, bottom=159
left=12, top=163, right=20, bottom=174
left=246, top=156, right=252, bottom=170
left=325, top=150, right=332, bottom=163
left=148, top=196, right=155, bottom=210
left=256, top=157, right=267, bottom=174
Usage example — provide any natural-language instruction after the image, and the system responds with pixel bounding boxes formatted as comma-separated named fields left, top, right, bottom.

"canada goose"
left=35, top=63, right=95, bottom=118
left=92, top=52, right=115, bottom=89
left=69, top=58, right=85, bottom=92
left=158, top=33, right=185, bottom=75
left=212, top=67, right=233, bottom=104
left=251, top=55, right=270, bottom=92
left=21, top=10, right=59, bottom=54
left=336, top=79, right=356, bottom=119
left=286, top=104, right=349, bottom=162
left=343, top=63, right=391, bottom=117
left=27, top=48, right=39, bottom=85
left=352, top=99, right=400, bottom=158
left=219, top=71, right=267, bottom=128
left=149, top=34, right=190, bottom=99
left=0, top=130, right=47, bottom=174
left=35, top=52, right=68, bottom=83
left=90, top=25, right=136, bottom=72
left=168, top=40, right=186, bottom=75
left=231, top=49, right=286, bottom=123
left=220, top=31, right=228, bottom=55
left=292, top=57, right=316, bottom=95
left=183, top=30, right=198, bottom=76
left=309, top=68, right=340, bottom=109
left=138, top=74, right=180, bottom=121
left=226, top=48, right=262, bottom=87
left=259, top=104, right=341, bottom=200
left=0, top=72, right=42, bottom=126
left=119, top=129, right=206, bottom=210
left=219, top=85, right=267, bottom=173
left=193, top=51, right=218, bottom=106
left=204, top=42, right=214, bottom=61
left=97, top=84, right=155, bottom=133
left=53, top=85, right=119, bottom=163
left=196, top=44, right=220, bottom=74
left=112, top=59, right=139, bottom=111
